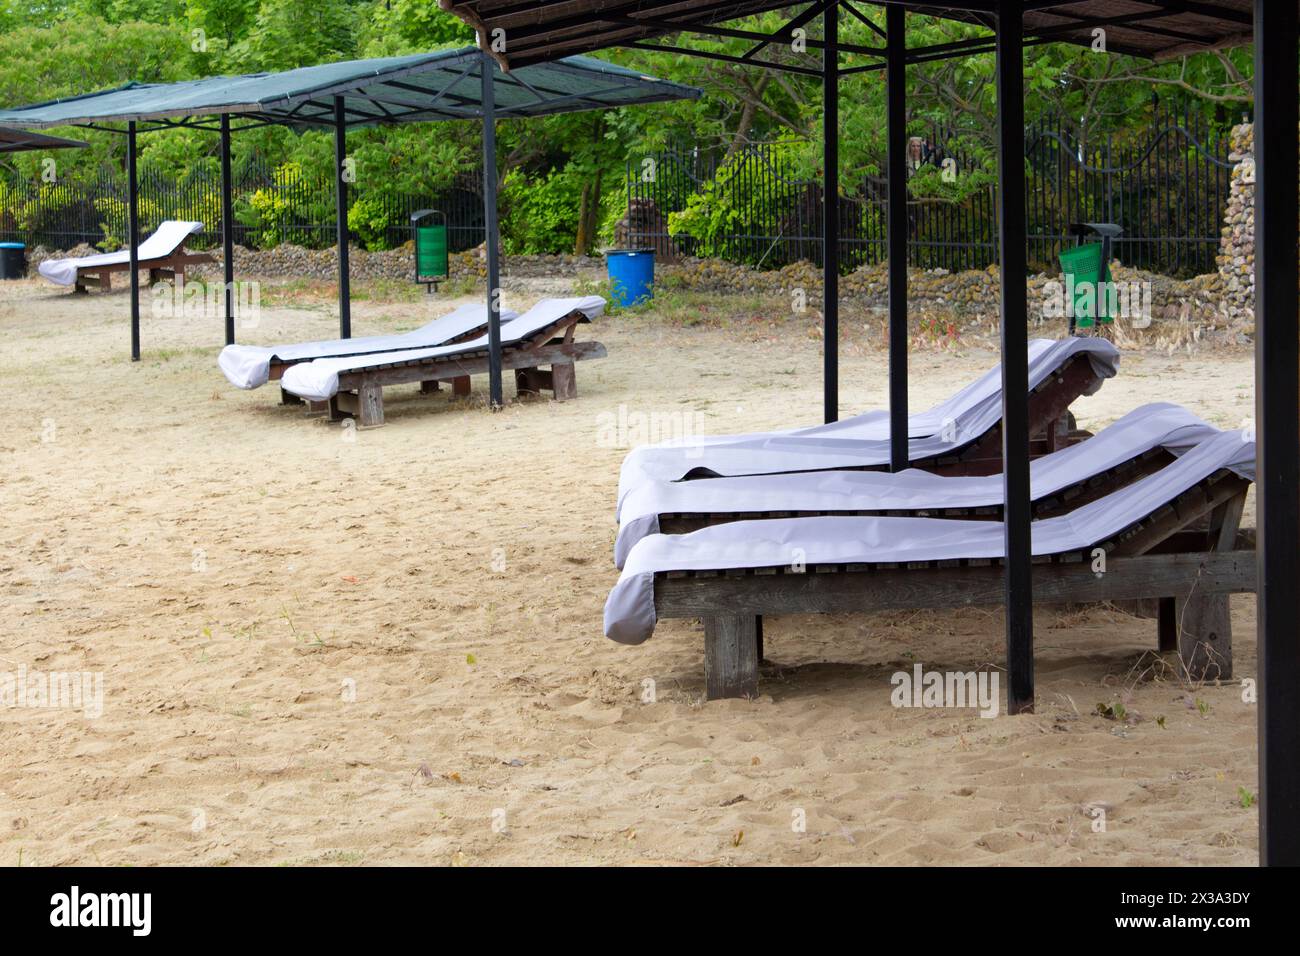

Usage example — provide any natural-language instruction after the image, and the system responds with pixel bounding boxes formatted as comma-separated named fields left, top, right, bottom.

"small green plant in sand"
left=1095, top=701, right=1127, bottom=721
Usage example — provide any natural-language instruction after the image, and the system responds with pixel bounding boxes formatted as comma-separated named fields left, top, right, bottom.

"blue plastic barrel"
left=606, top=248, right=654, bottom=307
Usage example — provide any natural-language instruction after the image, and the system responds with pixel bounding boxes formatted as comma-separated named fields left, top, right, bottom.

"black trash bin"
left=0, top=242, right=26, bottom=280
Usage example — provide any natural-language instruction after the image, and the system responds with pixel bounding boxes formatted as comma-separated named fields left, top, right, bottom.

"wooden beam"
left=656, top=551, right=1257, bottom=619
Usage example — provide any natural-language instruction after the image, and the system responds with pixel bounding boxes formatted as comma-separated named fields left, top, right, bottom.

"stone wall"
left=28, top=241, right=603, bottom=284
left=1215, top=123, right=1255, bottom=324
left=654, top=257, right=1246, bottom=343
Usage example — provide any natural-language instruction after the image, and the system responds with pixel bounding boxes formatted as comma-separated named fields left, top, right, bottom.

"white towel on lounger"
left=218, top=303, right=513, bottom=390
left=279, top=295, right=606, bottom=402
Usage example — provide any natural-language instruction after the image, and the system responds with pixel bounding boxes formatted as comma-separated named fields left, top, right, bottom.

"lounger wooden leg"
left=755, top=615, right=765, bottom=663
left=280, top=386, right=304, bottom=406
left=1168, top=491, right=1246, bottom=680
left=1174, top=593, right=1232, bottom=681
left=1045, top=414, right=1071, bottom=453
left=419, top=380, right=440, bottom=394
left=514, top=367, right=552, bottom=397
left=326, top=395, right=350, bottom=422
left=1157, top=597, right=1177, bottom=652
left=451, top=375, right=471, bottom=397
left=552, top=361, right=577, bottom=401
left=358, top=381, right=385, bottom=428
left=704, top=615, right=759, bottom=700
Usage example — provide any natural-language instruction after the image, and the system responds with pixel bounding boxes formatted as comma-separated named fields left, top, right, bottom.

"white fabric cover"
left=616, top=337, right=1121, bottom=517
left=605, top=429, right=1255, bottom=645
left=217, top=303, right=511, bottom=390
left=279, top=295, right=606, bottom=402
left=613, top=402, right=1221, bottom=568
left=37, top=220, right=203, bottom=286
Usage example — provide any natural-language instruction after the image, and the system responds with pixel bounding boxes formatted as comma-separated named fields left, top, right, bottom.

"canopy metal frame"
left=440, top=0, right=1300, bottom=865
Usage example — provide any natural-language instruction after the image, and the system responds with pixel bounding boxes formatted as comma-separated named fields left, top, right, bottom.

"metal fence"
left=626, top=109, right=1234, bottom=278
left=2, top=110, right=1234, bottom=277
left=0, top=156, right=487, bottom=253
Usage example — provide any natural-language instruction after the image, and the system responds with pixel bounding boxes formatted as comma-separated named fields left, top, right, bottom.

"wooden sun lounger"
left=72, top=248, right=214, bottom=294
left=654, top=467, right=1252, bottom=700
left=324, top=307, right=606, bottom=426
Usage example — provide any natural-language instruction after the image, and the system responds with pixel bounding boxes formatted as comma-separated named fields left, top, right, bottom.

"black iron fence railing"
left=626, top=109, right=1234, bottom=278
left=0, top=156, right=487, bottom=255
left=1, top=110, right=1233, bottom=278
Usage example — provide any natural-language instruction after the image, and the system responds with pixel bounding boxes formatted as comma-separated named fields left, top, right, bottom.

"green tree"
left=226, top=0, right=359, bottom=71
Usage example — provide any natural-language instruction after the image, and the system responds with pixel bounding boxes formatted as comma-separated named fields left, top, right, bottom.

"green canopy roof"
left=0, top=46, right=699, bottom=130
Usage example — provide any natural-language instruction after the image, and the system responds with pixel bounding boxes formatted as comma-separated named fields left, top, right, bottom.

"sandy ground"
left=0, top=270, right=1262, bottom=866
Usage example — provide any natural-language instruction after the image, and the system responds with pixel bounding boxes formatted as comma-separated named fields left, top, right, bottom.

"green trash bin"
left=411, top=209, right=448, bottom=293
left=1059, top=222, right=1123, bottom=334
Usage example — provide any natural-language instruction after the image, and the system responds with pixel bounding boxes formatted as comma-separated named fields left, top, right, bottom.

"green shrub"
left=501, top=167, right=585, bottom=255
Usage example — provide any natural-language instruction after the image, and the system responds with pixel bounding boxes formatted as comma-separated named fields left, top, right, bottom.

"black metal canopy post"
left=886, top=3, right=908, bottom=471
left=333, top=95, right=352, bottom=339
left=127, top=120, right=140, bottom=361
left=822, top=1, right=839, bottom=424
left=220, top=113, right=235, bottom=346
left=995, top=0, right=1034, bottom=714
left=1253, top=0, right=1300, bottom=867
left=481, top=51, right=504, bottom=409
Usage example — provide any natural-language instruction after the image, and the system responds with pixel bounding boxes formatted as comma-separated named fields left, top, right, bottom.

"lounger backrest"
left=342, top=295, right=606, bottom=363
left=134, top=220, right=204, bottom=260
left=486, top=295, right=607, bottom=347
left=779, top=337, right=1120, bottom=444
left=1022, top=401, right=1219, bottom=496
left=269, top=303, right=505, bottom=363
left=1045, top=429, right=1254, bottom=551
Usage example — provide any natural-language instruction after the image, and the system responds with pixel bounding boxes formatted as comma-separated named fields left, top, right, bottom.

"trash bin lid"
left=0, top=242, right=25, bottom=249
